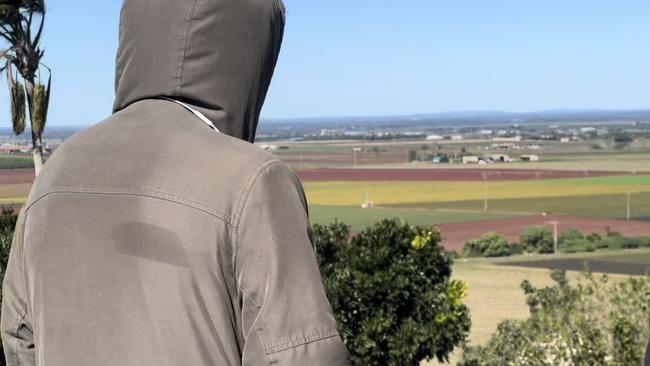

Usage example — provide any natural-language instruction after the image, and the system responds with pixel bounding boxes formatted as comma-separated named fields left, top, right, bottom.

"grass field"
left=304, top=175, right=650, bottom=207
left=0, top=155, right=34, bottom=169
left=390, top=192, right=650, bottom=219
left=309, top=205, right=522, bottom=231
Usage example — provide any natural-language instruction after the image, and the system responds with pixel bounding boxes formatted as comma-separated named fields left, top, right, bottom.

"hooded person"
left=0, top=0, right=350, bottom=364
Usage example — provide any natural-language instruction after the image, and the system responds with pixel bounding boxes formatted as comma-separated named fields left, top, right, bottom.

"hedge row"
left=462, top=226, right=650, bottom=258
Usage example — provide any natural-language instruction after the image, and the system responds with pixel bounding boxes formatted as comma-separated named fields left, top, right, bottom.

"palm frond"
left=10, top=80, right=26, bottom=135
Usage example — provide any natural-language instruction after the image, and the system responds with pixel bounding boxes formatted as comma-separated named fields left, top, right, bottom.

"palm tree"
left=0, top=0, right=51, bottom=176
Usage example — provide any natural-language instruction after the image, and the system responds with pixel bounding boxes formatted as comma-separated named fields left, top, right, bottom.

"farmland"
left=281, top=140, right=650, bottom=364
left=1, top=146, right=649, bottom=252
left=272, top=138, right=650, bottom=172
left=303, top=175, right=650, bottom=207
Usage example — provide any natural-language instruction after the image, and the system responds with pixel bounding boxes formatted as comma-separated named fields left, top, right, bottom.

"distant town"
left=0, top=109, right=648, bottom=166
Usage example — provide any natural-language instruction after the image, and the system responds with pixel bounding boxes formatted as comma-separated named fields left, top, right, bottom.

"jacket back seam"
left=24, top=188, right=235, bottom=228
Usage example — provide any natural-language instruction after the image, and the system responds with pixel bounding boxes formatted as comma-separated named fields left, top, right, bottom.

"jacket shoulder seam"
left=232, top=158, right=283, bottom=229
left=24, top=186, right=235, bottom=228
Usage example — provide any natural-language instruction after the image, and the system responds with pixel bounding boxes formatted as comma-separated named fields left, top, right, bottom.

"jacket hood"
left=113, top=0, right=285, bottom=143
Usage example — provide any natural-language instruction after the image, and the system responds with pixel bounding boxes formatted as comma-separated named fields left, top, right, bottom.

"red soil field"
left=6, top=166, right=625, bottom=184
left=295, top=168, right=626, bottom=182
left=0, top=169, right=35, bottom=184
left=437, top=214, right=650, bottom=252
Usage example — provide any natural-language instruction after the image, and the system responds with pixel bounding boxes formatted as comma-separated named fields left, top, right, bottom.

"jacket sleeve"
left=1, top=209, right=36, bottom=366
left=235, top=161, right=350, bottom=365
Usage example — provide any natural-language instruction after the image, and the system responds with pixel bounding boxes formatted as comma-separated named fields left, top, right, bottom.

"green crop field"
left=0, top=155, right=34, bottom=169
left=389, top=192, right=650, bottom=219
left=309, top=205, right=523, bottom=231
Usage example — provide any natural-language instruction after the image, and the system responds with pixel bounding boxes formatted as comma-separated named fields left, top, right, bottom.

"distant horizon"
left=1, top=107, right=646, bottom=130
left=261, top=107, right=650, bottom=122
left=1, top=1, right=649, bottom=126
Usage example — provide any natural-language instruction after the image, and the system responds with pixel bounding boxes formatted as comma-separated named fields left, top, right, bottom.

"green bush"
left=459, top=320, right=544, bottom=366
left=558, top=228, right=583, bottom=245
left=312, top=219, right=471, bottom=365
left=601, top=235, right=644, bottom=250
left=559, top=238, right=596, bottom=253
left=460, top=270, right=650, bottom=366
left=585, top=232, right=602, bottom=243
left=638, top=236, right=650, bottom=248
left=462, top=232, right=511, bottom=258
left=557, top=229, right=592, bottom=253
left=585, top=232, right=610, bottom=249
left=520, top=226, right=554, bottom=254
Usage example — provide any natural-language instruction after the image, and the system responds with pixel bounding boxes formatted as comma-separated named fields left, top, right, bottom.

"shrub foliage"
left=520, top=226, right=555, bottom=254
left=460, top=269, right=650, bottom=366
left=312, top=219, right=471, bottom=365
left=462, top=232, right=511, bottom=257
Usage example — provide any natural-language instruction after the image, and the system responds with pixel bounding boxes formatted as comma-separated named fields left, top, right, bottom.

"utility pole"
left=626, top=192, right=631, bottom=220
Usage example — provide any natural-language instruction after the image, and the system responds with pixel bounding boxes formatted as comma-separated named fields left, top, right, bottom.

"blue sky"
left=1, top=0, right=649, bottom=126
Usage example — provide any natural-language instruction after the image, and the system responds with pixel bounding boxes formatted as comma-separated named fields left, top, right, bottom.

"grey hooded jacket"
left=1, top=0, right=350, bottom=364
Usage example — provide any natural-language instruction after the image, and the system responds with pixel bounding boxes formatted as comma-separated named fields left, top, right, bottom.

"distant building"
left=0, top=143, right=26, bottom=155
left=491, top=153, right=512, bottom=162
left=403, top=131, right=425, bottom=138
left=425, top=134, right=444, bottom=140
left=320, top=129, right=342, bottom=136
left=451, top=135, right=463, bottom=140
left=343, top=131, right=366, bottom=137
left=560, top=137, right=571, bottom=143
left=493, top=136, right=521, bottom=142
left=520, top=154, right=540, bottom=162
left=462, top=156, right=480, bottom=164
left=491, top=142, right=516, bottom=149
